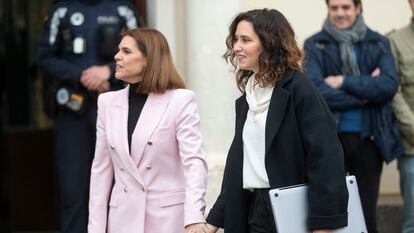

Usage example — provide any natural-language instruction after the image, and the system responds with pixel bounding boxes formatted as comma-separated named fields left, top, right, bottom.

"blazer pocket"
left=153, top=126, right=173, bottom=136
left=156, top=125, right=172, bottom=132
left=158, top=190, right=185, bottom=208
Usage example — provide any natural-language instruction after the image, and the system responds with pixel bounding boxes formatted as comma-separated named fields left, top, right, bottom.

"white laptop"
left=268, top=176, right=367, bottom=233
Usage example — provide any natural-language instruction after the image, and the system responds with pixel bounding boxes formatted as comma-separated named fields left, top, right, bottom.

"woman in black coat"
left=206, top=9, right=349, bottom=233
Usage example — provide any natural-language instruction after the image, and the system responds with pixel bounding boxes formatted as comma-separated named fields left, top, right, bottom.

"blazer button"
left=110, top=144, right=115, bottom=150
left=141, top=187, right=145, bottom=192
left=147, top=140, right=153, bottom=145
left=123, top=187, right=128, bottom=193
left=146, top=164, right=152, bottom=170
left=119, top=167, right=124, bottom=172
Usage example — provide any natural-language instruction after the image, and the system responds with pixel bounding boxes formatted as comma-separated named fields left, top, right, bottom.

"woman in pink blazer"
left=88, top=28, right=208, bottom=233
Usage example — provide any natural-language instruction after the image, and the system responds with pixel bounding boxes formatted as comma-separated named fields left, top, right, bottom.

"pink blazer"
left=88, top=86, right=207, bottom=233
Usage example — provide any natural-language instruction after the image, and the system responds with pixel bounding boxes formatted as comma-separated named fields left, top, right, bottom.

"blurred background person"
left=36, top=0, right=140, bottom=232
left=88, top=28, right=208, bottom=233
left=304, top=0, right=404, bottom=232
left=388, top=0, right=414, bottom=232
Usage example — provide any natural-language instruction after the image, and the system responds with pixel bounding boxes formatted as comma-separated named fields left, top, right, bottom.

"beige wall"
left=243, top=0, right=411, bottom=194
left=243, top=0, right=411, bottom=45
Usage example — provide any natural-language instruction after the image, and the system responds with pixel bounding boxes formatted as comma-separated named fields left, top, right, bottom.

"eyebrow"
left=119, top=46, right=132, bottom=51
left=330, top=4, right=352, bottom=8
left=235, top=35, right=252, bottom=39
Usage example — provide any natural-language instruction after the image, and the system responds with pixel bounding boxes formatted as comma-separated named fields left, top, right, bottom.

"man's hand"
left=185, top=223, right=208, bottom=233
left=313, top=230, right=331, bottom=233
left=97, top=81, right=110, bottom=93
left=324, top=75, right=344, bottom=89
left=371, top=67, right=381, bottom=77
left=80, top=65, right=111, bottom=92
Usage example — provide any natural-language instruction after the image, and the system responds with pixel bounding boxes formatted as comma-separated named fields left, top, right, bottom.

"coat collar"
left=312, top=28, right=380, bottom=71
left=113, top=85, right=167, bottom=108
left=316, top=27, right=380, bottom=44
left=235, top=70, right=294, bottom=155
left=264, top=71, right=292, bottom=155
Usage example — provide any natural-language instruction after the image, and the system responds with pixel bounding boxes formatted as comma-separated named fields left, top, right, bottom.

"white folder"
left=268, top=176, right=367, bottom=233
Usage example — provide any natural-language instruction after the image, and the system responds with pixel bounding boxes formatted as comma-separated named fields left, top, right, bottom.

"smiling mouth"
left=237, top=55, right=246, bottom=61
left=334, top=17, right=347, bottom=22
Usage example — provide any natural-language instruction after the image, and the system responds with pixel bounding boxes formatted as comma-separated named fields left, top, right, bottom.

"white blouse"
left=243, top=75, right=274, bottom=189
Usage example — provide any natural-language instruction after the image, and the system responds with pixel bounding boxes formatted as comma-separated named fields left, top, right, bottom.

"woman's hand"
left=206, top=223, right=219, bottom=233
left=185, top=223, right=208, bottom=233
left=313, top=230, right=331, bottom=233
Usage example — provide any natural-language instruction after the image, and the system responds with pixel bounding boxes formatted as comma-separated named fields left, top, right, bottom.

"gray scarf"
left=323, top=15, right=367, bottom=76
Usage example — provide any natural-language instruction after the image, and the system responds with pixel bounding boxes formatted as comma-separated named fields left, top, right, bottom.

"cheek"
left=137, top=60, right=146, bottom=71
left=253, top=47, right=261, bottom=61
left=135, top=57, right=146, bottom=67
left=253, top=53, right=260, bottom=62
left=131, top=59, right=146, bottom=74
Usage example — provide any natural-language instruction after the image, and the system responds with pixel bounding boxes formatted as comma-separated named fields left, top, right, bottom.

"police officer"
left=37, top=0, right=139, bottom=232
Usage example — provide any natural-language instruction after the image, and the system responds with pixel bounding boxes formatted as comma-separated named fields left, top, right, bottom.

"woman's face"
left=114, top=35, right=146, bottom=83
left=233, top=20, right=262, bottom=73
left=410, top=0, right=414, bottom=17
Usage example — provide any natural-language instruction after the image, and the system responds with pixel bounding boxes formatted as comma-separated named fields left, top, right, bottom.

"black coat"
left=206, top=70, right=349, bottom=232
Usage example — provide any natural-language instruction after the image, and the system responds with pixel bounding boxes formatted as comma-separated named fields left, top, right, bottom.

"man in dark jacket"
left=37, top=0, right=139, bottom=233
left=304, top=0, right=404, bottom=232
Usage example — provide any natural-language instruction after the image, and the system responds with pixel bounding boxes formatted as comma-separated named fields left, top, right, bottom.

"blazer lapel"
left=111, top=86, right=131, bottom=158
left=130, top=92, right=170, bottom=166
left=110, top=86, right=146, bottom=186
left=265, top=71, right=293, bottom=155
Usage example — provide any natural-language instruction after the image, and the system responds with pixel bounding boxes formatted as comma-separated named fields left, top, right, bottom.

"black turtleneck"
left=128, top=83, right=148, bottom=153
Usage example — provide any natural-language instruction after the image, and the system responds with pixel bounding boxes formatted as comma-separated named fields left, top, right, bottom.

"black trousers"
left=248, top=189, right=277, bottom=233
left=55, top=104, right=97, bottom=233
left=339, top=133, right=383, bottom=233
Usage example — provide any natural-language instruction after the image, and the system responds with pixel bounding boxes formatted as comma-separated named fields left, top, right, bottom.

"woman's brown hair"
left=121, top=28, right=185, bottom=94
left=224, top=9, right=304, bottom=92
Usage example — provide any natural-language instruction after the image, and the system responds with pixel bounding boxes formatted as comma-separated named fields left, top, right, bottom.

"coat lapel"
left=265, top=71, right=293, bottom=155
left=234, top=71, right=295, bottom=157
left=317, top=32, right=342, bottom=71
left=109, top=86, right=170, bottom=186
left=111, top=86, right=130, bottom=157
left=111, top=86, right=145, bottom=185
left=130, top=91, right=170, bottom=166
left=321, top=44, right=342, bottom=72
left=229, top=95, right=248, bottom=188
left=235, top=96, right=249, bottom=138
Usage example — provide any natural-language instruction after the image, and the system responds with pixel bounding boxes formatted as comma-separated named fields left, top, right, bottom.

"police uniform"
left=37, top=1, right=139, bottom=232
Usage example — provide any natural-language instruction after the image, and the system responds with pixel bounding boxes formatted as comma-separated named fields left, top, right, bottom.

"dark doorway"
left=1, top=0, right=60, bottom=231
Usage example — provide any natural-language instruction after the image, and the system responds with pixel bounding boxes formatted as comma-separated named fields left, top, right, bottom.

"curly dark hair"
left=224, top=9, right=304, bottom=92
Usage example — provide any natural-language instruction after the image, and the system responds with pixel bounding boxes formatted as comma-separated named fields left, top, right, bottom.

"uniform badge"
left=70, top=12, right=84, bottom=26
left=56, top=87, right=69, bottom=105
left=73, top=37, right=85, bottom=54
